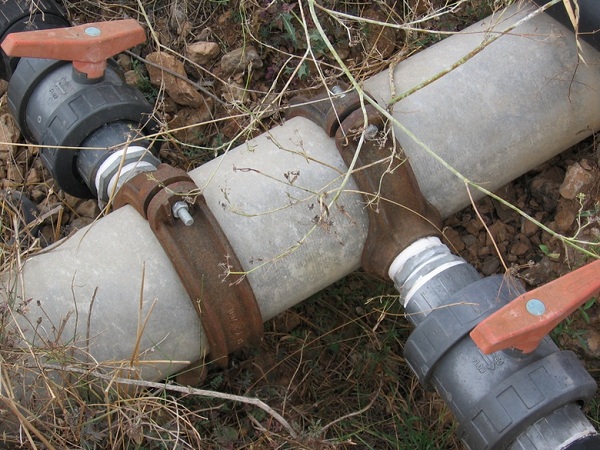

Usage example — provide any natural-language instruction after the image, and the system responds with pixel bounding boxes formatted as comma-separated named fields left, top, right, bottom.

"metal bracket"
left=115, top=164, right=263, bottom=368
left=288, top=86, right=441, bottom=279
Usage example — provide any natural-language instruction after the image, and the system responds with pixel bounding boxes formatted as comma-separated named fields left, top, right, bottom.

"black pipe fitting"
left=391, top=239, right=599, bottom=450
left=0, top=0, right=160, bottom=200
left=7, top=55, right=159, bottom=198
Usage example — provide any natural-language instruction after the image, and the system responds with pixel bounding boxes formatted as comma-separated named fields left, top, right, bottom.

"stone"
left=530, top=166, right=564, bottom=211
left=461, top=234, right=477, bottom=247
left=464, top=218, right=484, bottom=235
left=25, top=167, right=41, bottom=185
left=168, top=100, right=214, bottom=146
left=510, top=241, right=530, bottom=257
left=559, top=162, right=595, bottom=199
left=6, top=164, right=24, bottom=184
left=442, top=227, right=465, bottom=252
left=492, top=184, right=517, bottom=222
left=30, top=188, right=46, bottom=203
left=554, top=198, right=578, bottom=232
left=0, top=113, right=20, bottom=154
left=75, top=199, right=101, bottom=219
left=481, top=257, right=500, bottom=276
left=221, top=80, right=247, bottom=105
left=521, top=218, right=539, bottom=237
left=586, top=330, right=600, bottom=358
left=477, top=246, right=491, bottom=258
left=145, top=52, right=205, bottom=107
left=510, top=233, right=531, bottom=256
left=125, top=69, right=142, bottom=86
left=362, top=9, right=397, bottom=59
left=521, top=256, right=558, bottom=286
left=187, top=42, right=221, bottom=67
left=220, top=46, right=262, bottom=75
left=68, top=217, right=94, bottom=234
left=117, top=53, right=132, bottom=72
left=486, top=221, right=513, bottom=246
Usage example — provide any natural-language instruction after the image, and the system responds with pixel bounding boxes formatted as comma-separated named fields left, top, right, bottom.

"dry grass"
left=1, top=1, right=596, bottom=449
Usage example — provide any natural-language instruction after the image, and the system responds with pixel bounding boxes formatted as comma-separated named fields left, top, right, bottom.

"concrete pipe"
left=2, top=0, right=599, bottom=380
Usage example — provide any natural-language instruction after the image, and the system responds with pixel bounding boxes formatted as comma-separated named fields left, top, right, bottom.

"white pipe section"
left=3, top=2, right=600, bottom=380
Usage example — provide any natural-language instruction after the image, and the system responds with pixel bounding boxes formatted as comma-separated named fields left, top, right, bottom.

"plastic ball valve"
left=1, top=18, right=160, bottom=200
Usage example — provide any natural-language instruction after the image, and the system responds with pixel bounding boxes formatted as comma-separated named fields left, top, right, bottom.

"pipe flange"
left=404, top=275, right=514, bottom=387
left=115, top=164, right=263, bottom=368
left=288, top=86, right=441, bottom=278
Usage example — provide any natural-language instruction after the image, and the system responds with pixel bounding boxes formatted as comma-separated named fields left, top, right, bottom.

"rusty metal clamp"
left=114, top=164, right=263, bottom=367
left=288, top=86, right=441, bottom=279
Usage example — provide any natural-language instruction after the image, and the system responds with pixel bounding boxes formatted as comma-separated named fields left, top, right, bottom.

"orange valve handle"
left=0, top=19, right=146, bottom=79
left=470, top=258, right=600, bottom=354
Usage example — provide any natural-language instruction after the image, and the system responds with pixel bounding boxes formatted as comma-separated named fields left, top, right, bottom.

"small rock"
left=510, top=233, right=531, bottom=256
left=221, top=80, right=247, bottom=105
left=521, top=219, right=539, bottom=237
left=6, top=164, right=24, bottom=184
left=26, top=167, right=41, bottom=185
left=486, top=221, right=512, bottom=246
left=362, top=9, right=397, bottom=59
left=168, top=100, right=214, bottom=146
left=125, top=69, right=142, bottom=86
left=38, top=225, right=55, bottom=247
left=220, top=46, right=262, bottom=75
left=586, top=330, right=600, bottom=358
left=67, top=217, right=94, bottom=233
left=0, top=113, right=20, bottom=154
left=116, top=53, right=132, bottom=72
left=461, top=234, right=477, bottom=247
left=477, top=246, right=491, bottom=258
left=554, top=198, right=578, bottom=232
left=30, top=188, right=46, bottom=203
left=443, top=227, right=465, bottom=252
left=559, top=162, right=595, bottom=199
left=492, top=184, right=517, bottom=222
left=62, top=193, right=81, bottom=210
left=187, top=42, right=221, bottom=67
left=145, top=52, right=205, bottom=107
left=481, top=257, right=500, bottom=276
left=521, top=256, right=557, bottom=286
left=465, top=218, right=484, bottom=235
left=510, top=241, right=530, bottom=256
left=75, top=199, right=100, bottom=219
left=530, top=166, right=564, bottom=210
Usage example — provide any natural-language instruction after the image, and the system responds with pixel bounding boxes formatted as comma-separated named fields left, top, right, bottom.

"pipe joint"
left=394, top=240, right=598, bottom=449
left=288, top=85, right=441, bottom=278
left=114, top=164, right=263, bottom=368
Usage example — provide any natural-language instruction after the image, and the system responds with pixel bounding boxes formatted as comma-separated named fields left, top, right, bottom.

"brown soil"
left=0, top=1, right=598, bottom=448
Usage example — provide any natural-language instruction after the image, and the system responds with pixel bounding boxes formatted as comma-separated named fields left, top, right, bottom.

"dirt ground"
left=0, top=0, right=598, bottom=448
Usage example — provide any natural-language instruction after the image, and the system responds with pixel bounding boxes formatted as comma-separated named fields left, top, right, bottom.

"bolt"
left=172, top=201, right=194, bottom=226
left=331, top=85, right=345, bottom=97
left=84, top=27, right=102, bottom=37
left=526, top=298, right=546, bottom=316
left=365, top=124, right=379, bottom=140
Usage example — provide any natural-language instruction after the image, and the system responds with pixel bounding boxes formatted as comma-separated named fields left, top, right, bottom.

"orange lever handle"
left=0, top=19, right=145, bottom=79
left=470, top=258, right=600, bottom=354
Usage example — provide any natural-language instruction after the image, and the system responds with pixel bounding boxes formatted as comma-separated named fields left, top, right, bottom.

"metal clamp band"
left=115, top=163, right=263, bottom=367
left=288, top=86, right=441, bottom=279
